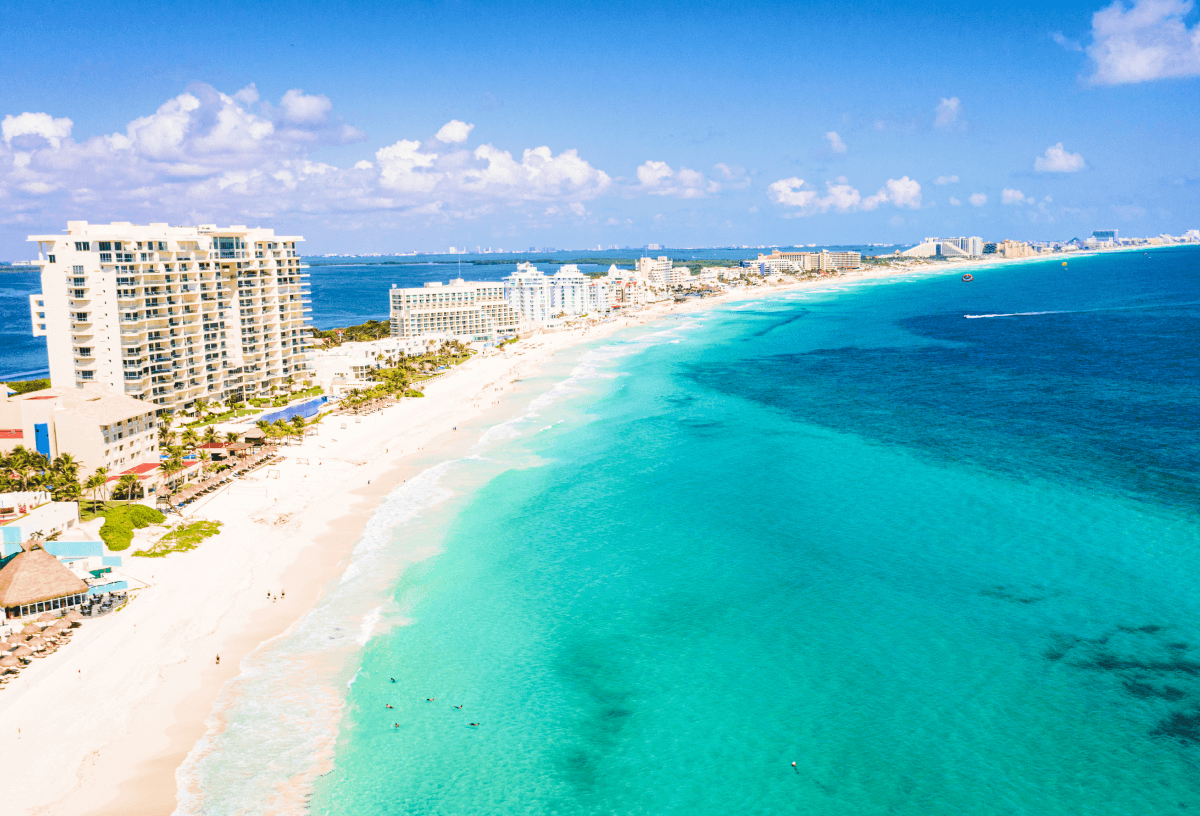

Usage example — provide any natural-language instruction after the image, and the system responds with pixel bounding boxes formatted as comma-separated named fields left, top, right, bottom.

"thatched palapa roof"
left=0, top=546, right=88, bottom=608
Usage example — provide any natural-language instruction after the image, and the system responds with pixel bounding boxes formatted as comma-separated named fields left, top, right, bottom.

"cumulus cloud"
left=768, top=175, right=921, bottom=215
left=1002, top=188, right=1035, bottom=205
left=1035, top=142, right=1087, bottom=172
left=969, top=192, right=988, bottom=206
left=2, top=112, right=74, bottom=150
left=824, top=131, right=848, bottom=153
left=435, top=120, right=474, bottom=144
left=1087, top=0, right=1200, bottom=85
left=949, top=196, right=962, bottom=206
left=278, top=89, right=333, bottom=124
left=635, top=160, right=718, bottom=198
left=0, top=84, right=626, bottom=228
left=934, top=175, right=960, bottom=185
left=935, top=97, right=962, bottom=128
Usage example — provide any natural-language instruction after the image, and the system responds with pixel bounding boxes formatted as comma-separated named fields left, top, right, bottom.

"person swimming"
left=453, top=705, right=463, bottom=709
left=394, top=723, right=400, bottom=728
left=468, top=723, right=480, bottom=727
left=385, top=704, right=393, bottom=709
left=390, top=678, right=395, bottom=683
left=427, top=698, right=435, bottom=702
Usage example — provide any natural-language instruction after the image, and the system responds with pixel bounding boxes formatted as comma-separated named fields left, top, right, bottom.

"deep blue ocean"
left=171, top=246, right=1200, bottom=813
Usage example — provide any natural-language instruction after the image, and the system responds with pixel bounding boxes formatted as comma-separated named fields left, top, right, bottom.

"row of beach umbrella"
left=173, top=449, right=279, bottom=505
left=0, top=610, right=84, bottom=680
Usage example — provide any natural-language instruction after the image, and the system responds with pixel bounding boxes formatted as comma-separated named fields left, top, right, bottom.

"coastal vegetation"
left=0, top=446, right=84, bottom=501
left=329, top=340, right=472, bottom=412
left=4, top=378, right=50, bottom=395
left=133, top=519, right=221, bottom=558
left=99, top=504, right=166, bottom=551
left=310, top=319, right=391, bottom=347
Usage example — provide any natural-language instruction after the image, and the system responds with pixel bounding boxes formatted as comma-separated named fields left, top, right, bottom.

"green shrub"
left=133, top=519, right=221, bottom=558
left=100, top=504, right=166, bottom=551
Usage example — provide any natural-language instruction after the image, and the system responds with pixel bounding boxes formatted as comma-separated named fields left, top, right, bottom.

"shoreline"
left=0, top=245, right=1161, bottom=815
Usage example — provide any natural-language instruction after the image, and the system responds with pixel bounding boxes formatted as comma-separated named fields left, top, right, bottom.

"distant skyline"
left=1, top=0, right=1198, bottom=256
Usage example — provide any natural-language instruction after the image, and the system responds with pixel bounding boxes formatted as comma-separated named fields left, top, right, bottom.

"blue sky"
left=0, top=0, right=1197, bottom=255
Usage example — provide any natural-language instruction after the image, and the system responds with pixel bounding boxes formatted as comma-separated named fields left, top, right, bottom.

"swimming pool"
left=258, top=396, right=329, bottom=423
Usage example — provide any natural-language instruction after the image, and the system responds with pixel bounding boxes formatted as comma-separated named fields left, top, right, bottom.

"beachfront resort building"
left=502, top=264, right=612, bottom=324
left=900, top=237, right=984, bottom=259
left=744, top=250, right=863, bottom=274
left=389, top=278, right=524, bottom=343
left=636, top=256, right=673, bottom=289
left=26, top=221, right=313, bottom=414
left=309, top=336, right=432, bottom=395
left=0, top=384, right=158, bottom=476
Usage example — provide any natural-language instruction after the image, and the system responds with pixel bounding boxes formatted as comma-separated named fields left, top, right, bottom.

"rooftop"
left=13, top=384, right=154, bottom=426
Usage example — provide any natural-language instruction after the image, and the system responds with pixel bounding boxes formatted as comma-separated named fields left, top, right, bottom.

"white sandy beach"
left=0, top=246, right=1138, bottom=815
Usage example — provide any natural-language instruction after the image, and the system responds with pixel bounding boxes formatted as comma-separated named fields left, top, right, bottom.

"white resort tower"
left=27, top=221, right=312, bottom=412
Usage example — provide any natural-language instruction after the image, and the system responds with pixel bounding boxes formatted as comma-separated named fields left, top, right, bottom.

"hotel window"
left=75, top=241, right=91, bottom=251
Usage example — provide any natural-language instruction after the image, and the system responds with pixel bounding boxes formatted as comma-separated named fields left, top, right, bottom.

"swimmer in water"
left=469, top=723, right=480, bottom=727
left=426, top=698, right=435, bottom=702
left=385, top=704, right=393, bottom=709
left=394, top=723, right=400, bottom=728
left=453, top=705, right=463, bottom=709
left=390, top=678, right=395, bottom=683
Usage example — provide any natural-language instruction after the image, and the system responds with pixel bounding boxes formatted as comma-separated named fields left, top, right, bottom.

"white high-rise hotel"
left=27, top=221, right=312, bottom=412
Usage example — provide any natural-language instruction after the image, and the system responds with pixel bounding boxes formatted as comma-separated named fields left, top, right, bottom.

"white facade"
left=27, top=221, right=312, bottom=413
left=309, top=337, right=432, bottom=395
left=0, top=384, right=158, bottom=476
left=503, top=263, right=554, bottom=325
left=750, top=250, right=863, bottom=272
left=390, top=278, right=522, bottom=342
left=636, top=256, right=673, bottom=288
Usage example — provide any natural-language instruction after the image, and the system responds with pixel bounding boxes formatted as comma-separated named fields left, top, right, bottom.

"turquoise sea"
left=178, top=247, right=1200, bottom=815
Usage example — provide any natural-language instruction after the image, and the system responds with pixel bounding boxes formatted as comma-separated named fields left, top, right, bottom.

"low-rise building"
left=0, top=384, right=158, bottom=476
left=309, top=336, right=431, bottom=395
left=0, top=492, right=81, bottom=548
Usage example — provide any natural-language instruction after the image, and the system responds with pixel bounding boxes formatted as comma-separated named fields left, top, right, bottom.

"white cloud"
left=278, top=89, right=332, bottom=125
left=934, top=174, right=960, bottom=185
left=969, top=192, right=988, bottom=206
left=825, top=131, right=848, bottom=153
left=949, top=196, right=962, bottom=206
left=1087, top=0, right=1200, bottom=84
left=767, top=177, right=819, bottom=209
left=2, top=112, right=74, bottom=150
left=1035, top=142, right=1087, bottom=172
left=635, top=160, right=717, bottom=198
left=1002, top=188, right=1035, bottom=205
left=435, top=120, right=474, bottom=144
left=768, top=175, right=921, bottom=215
left=935, top=97, right=962, bottom=128
left=0, top=83, right=620, bottom=229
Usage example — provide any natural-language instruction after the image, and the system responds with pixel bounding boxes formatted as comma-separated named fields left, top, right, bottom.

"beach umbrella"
left=13, top=645, right=32, bottom=658
left=65, top=610, right=83, bottom=623
left=50, top=619, right=69, bottom=631
left=0, top=655, right=18, bottom=668
left=28, top=636, right=45, bottom=649
left=21, top=624, right=39, bottom=636
left=37, top=612, right=56, bottom=622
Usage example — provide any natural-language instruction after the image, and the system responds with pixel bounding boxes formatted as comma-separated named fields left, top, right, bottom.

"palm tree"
left=84, top=468, right=108, bottom=511
left=202, top=425, right=218, bottom=445
left=223, top=430, right=240, bottom=444
left=181, top=427, right=200, bottom=451
left=160, top=452, right=185, bottom=492
left=289, top=414, right=306, bottom=442
left=272, top=419, right=290, bottom=444
left=113, top=473, right=141, bottom=501
left=198, top=450, right=213, bottom=475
